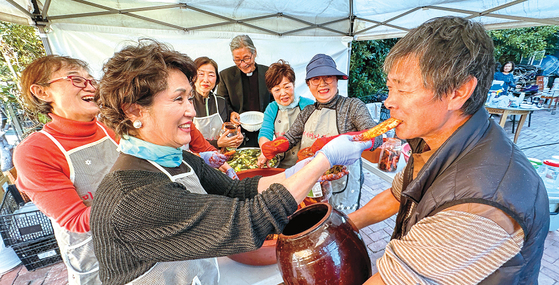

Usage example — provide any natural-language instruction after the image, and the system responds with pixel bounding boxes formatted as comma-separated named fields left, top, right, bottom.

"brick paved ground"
left=1, top=108, right=558, bottom=284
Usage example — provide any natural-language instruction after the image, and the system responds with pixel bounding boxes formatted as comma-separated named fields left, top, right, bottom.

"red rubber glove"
left=310, top=130, right=372, bottom=153
left=261, top=137, right=290, bottom=159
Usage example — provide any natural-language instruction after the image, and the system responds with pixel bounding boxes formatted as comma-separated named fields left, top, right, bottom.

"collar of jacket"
left=403, top=107, right=491, bottom=203
left=314, top=93, right=340, bottom=110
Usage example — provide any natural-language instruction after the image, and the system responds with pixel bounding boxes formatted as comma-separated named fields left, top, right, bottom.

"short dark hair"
left=97, top=39, right=196, bottom=137
left=265, top=59, right=296, bottom=91
left=501, top=61, right=515, bottom=73
left=194, top=56, right=220, bottom=89
left=384, top=16, right=495, bottom=115
left=20, top=55, right=90, bottom=116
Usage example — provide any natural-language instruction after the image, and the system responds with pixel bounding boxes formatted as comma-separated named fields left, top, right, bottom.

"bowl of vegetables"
left=227, top=147, right=279, bottom=172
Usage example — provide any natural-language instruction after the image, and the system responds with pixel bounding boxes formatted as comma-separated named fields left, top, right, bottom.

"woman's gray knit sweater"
left=91, top=152, right=298, bottom=285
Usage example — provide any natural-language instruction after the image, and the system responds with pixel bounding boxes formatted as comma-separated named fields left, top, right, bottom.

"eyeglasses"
left=233, top=54, right=253, bottom=65
left=309, top=76, right=336, bottom=86
left=46, top=75, right=98, bottom=89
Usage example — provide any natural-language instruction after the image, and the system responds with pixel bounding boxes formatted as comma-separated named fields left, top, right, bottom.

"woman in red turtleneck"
left=13, top=56, right=219, bottom=285
left=13, top=55, right=116, bottom=285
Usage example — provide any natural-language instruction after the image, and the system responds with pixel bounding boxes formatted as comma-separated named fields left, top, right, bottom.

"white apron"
left=301, top=108, right=363, bottom=214
left=193, top=96, right=223, bottom=141
left=126, top=160, right=220, bottom=285
left=40, top=124, right=118, bottom=285
left=274, top=107, right=301, bottom=168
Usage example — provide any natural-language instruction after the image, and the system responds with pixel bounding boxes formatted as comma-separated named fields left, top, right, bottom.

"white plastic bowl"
left=240, top=111, right=264, bottom=132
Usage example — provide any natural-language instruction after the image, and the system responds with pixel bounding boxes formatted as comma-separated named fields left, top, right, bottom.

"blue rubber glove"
left=226, top=168, right=239, bottom=180
left=318, top=135, right=373, bottom=167
left=199, top=151, right=227, bottom=168
left=284, top=157, right=313, bottom=179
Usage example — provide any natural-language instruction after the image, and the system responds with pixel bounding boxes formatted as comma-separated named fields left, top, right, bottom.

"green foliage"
left=349, top=26, right=558, bottom=103
left=0, top=21, right=47, bottom=137
left=0, top=21, right=45, bottom=104
left=488, top=26, right=559, bottom=64
left=348, top=38, right=397, bottom=102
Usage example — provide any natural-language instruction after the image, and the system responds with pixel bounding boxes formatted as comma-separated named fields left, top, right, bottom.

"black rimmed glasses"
left=309, top=75, right=336, bottom=86
left=46, top=75, right=98, bottom=89
left=233, top=53, right=253, bottom=65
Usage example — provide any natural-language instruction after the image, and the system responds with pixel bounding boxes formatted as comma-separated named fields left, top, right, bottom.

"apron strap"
left=147, top=160, right=194, bottom=182
left=96, top=122, right=118, bottom=146
left=40, top=130, right=75, bottom=183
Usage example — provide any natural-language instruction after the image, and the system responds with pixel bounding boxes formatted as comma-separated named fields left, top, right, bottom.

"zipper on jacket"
left=396, top=201, right=416, bottom=239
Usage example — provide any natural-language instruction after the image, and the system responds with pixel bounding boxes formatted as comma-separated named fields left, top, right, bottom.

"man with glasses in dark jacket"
left=217, top=35, right=272, bottom=147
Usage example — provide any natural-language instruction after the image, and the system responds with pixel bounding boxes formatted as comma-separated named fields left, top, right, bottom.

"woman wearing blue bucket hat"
left=261, top=54, right=382, bottom=214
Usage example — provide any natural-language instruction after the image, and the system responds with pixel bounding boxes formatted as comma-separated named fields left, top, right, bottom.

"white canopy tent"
left=2, top=0, right=559, bottom=97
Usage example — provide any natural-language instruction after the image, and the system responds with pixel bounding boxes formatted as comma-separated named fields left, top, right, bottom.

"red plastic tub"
left=228, top=167, right=285, bottom=266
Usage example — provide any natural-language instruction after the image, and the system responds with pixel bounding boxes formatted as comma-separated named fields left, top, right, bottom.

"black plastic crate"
left=0, top=185, right=55, bottom=246
left=12, top=235, right=62, bottom=271
left=0, top=184, right=24, bottom=215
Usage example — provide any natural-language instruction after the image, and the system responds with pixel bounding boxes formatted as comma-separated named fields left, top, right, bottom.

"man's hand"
left=230, top=112, right=241, bottom=125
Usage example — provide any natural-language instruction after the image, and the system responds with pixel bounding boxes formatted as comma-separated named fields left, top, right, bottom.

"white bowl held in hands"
left=240, top=111, right=264, bottom=132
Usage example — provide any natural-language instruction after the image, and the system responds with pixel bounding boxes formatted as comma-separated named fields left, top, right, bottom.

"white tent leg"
left=36, top=26, right=53, bottom=55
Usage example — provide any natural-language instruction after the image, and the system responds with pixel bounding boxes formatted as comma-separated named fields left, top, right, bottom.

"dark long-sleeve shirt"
left=91, top=152, right=297, bottom=285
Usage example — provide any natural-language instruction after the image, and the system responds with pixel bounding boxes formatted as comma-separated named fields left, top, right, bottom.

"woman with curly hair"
left=91, top=39, right=372, bottom=284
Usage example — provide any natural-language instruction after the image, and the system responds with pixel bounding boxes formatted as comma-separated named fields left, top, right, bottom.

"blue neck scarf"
left=118, top=135, right=183, bottom=167
left=278, top=94, right=301, bottom=111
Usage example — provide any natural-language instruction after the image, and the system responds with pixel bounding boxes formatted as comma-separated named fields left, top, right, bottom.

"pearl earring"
left=133, top=120, right=142, bottom=129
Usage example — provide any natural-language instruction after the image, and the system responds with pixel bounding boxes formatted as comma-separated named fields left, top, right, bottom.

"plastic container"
left=0, top=185, right=61, bottom=271
left=11, top=235, right=61, bottom=271
left=542, top=160, right=559, bottom=190
left=239, top=111, right=264, bottom=132
left=378, top=138, right=401, bottom=172
left=0, top=188, right=55, bottom=247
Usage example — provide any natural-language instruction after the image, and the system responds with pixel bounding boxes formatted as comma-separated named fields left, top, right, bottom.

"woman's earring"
left=133, top=120, right=142, bottom=129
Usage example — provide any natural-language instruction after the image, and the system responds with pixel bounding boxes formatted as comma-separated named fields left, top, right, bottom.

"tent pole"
left=36, top=27, right=53, bottom=56
left=349, top=0, right=354, bottom=36
left=347, top=0, right=354, bottom=96
left=29, top=0, right=53, bottom=55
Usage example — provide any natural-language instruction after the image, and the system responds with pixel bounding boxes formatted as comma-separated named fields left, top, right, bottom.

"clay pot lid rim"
left=279, top=202, right=332, bottom=239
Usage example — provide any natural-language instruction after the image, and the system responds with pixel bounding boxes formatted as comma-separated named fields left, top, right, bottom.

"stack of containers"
left=0, top=185, right=62, bottom=271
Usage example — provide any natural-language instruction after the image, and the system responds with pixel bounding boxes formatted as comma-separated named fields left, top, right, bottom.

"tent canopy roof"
left=3, top=0, right=559, bottom=41
left=2, top=0, right=558, bottom=100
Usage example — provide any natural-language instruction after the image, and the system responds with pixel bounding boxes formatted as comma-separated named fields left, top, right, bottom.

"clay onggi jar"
left=276, top=203, right=372, bottom=284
